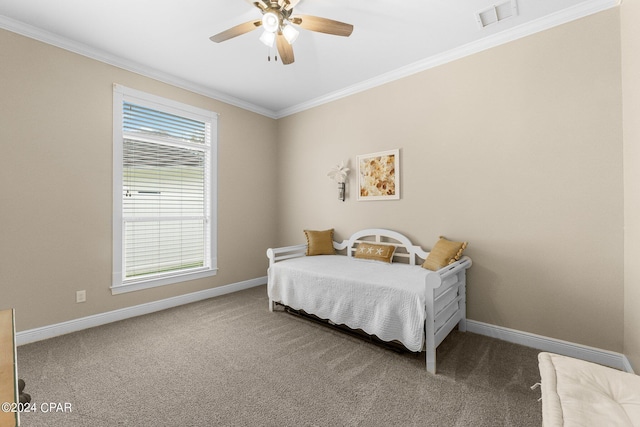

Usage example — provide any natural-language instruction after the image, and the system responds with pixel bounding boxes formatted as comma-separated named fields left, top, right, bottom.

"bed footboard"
left=267, top=244, right=308, bottom=312
left=266, top=243, right=307, bottom=266
left=424, top=256, right=472, bottom=374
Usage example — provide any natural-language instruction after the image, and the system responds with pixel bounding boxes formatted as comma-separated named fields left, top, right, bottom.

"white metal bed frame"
left=266, top=228, right=472, bottom=374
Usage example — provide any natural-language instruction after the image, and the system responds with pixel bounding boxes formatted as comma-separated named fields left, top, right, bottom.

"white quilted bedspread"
left=267, top=255, right=429, bottom=351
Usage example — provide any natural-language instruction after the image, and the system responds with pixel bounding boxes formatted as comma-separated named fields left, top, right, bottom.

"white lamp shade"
left=259, top=30, right=275, bottom=47
left=262, top=12, right=280, bottom=33
left=282, top=24, right=299, bottom=44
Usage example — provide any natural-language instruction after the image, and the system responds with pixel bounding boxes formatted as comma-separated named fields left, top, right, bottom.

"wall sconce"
left=327, top=161, right=350, bottom=202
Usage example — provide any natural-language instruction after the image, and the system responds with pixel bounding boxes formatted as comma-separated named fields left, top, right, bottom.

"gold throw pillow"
left=354, top=242, right=396, bottom=263
left=422, top=236, right=467, bottom=271
left=304, top=229, right=336, bottom=256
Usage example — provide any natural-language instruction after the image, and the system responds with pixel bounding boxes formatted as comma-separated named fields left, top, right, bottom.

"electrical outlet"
left=76, top=290, right=86, bottom=303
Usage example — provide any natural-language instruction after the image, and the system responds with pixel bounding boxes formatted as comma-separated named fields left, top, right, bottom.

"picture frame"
left=356, top=149, right=400, bottom=201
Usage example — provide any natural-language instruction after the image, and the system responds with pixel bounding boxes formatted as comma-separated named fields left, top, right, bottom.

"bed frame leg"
left=425, top=309, right=436, bottom=374
left=458, top=275, right=467, bottom=332
left=426, top=347, right=436, bottom=374
left=268, top=298, right=275, bottom=312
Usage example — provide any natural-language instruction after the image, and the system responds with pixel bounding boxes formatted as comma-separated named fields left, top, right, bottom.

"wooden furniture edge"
left=0, top=308, right=19, bottom=427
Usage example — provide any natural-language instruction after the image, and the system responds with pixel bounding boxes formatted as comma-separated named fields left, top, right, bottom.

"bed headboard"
left=335, top=228, right=429, bottom=265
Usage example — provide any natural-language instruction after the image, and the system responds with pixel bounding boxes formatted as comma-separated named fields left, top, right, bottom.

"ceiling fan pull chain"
left=266, top=46, right=279, bottom=63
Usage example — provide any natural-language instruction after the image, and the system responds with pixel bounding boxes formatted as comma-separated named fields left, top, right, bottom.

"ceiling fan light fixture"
left=262, top=11, right=280, bottom=33
left=259, top=30, right=276, bottom=47
left=283, top=24, right=299, bottom=44
left=209, top=1, right=354, bottom=66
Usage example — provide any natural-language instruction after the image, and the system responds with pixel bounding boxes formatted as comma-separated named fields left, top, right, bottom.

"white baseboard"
left=466, top=319, right=634, bottom=373
left=16, top=283, right=634, bottom=374
left=16, top=276, right=267, bottom=346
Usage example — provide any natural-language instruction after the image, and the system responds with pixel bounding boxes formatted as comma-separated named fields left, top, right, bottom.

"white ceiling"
left=0, top=0, right=617, bottom=118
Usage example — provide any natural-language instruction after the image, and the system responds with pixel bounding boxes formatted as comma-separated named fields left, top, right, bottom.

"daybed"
left=538, top=352, right=640, bottom=426
left=266, top=228, right=472, bottom=374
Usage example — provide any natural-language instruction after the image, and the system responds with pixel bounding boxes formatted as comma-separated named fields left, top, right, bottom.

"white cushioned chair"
left=538, top=352, right=640, bottom=426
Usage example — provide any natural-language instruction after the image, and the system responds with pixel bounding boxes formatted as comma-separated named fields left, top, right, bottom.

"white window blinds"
left=113, top=85, right=217, bottom=292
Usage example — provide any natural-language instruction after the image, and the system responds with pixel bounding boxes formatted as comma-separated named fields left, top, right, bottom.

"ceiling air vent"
left=476, top=1, right=518, bottom=29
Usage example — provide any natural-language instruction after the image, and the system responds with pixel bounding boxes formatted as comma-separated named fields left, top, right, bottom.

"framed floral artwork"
left=357, top=149, right=400, bottom=201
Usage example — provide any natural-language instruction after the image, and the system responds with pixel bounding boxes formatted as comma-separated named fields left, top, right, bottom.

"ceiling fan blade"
left=210, top=20, right=262, bottom=43
left=276, top=33, right=295, bottom=65
left=291, top=15, right=353, bottom=37
left=253, top=0, right=268, bottom=11
left=283, top=0, right=300, bottom=11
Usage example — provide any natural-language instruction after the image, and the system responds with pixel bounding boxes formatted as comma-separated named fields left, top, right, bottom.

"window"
left=112, top=85, right=218, bottom=294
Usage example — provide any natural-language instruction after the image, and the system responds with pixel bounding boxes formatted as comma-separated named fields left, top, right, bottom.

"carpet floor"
left=16, top=285, right=543, bottom=426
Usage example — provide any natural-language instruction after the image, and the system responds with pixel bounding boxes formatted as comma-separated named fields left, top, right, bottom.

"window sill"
left=111, top=268, right=218, bottom=295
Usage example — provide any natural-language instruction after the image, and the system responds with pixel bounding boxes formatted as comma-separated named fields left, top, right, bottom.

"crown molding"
left=274, top=0, right=620, bottom=118
left=1, top=0, right=619, bottom=121
left=0, top=14, right=279, bottom=119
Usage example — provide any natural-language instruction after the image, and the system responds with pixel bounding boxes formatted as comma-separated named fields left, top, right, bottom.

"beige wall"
left=276, top=9, right=624, bottom=352
left=0, top=29, right=279, bottom=331
left=0, top=7, right=630, bottom=357
left=622, top=0, right=640, bottom=371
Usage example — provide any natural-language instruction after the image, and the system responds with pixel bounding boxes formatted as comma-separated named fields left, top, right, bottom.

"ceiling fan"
left=209, top=0, right=353, bottom=65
